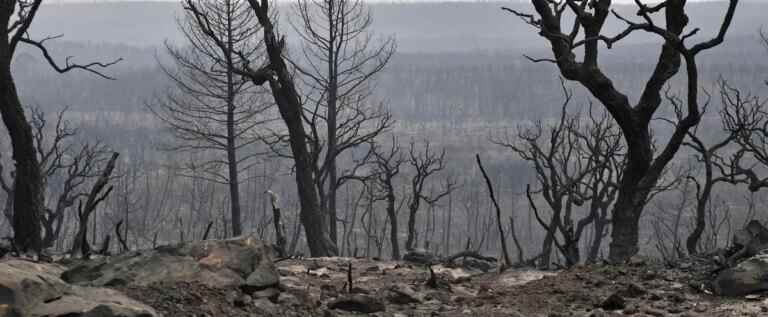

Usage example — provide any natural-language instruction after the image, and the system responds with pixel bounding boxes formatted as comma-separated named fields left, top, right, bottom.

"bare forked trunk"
left=505, top=0, right=739, bottom=262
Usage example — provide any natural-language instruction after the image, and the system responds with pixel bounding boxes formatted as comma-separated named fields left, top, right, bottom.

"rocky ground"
left=111, top=256, right=768, bottom=317
left=264, top=256, right=768, bottom=317
left=4, top=234, right=768, bottom=316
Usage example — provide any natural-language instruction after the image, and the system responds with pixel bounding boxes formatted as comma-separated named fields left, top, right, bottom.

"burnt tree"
left=505, top=0, right=739, bottom=261
left=242, top=0, right=338, bottom=256
left=71, top=152, right=119, bottom=258
left=496, top=85, right=624, bottom=267
left=184, top=0, right=338, bottom=255
left=150, top=0, right=269, bottom=237
left=404, top=140, right=454, bottom=252
left=668, top=83, right=747, bottom=254
left=475, top=154, right=513, bottom=268
left=28, top=108, right=111, bottom=248
left=369, top=136, right=405, bottom=259
left=292, top=0, right=395, bottom=244
left=0, top=1, right=119, bottom=253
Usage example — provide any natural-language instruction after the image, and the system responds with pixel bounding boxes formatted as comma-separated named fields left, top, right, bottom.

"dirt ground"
left=119, top=256, right=768, bottom=316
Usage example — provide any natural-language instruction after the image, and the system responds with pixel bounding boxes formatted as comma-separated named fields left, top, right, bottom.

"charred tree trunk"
left=385, top=183, right=399, bottom=260
left=243, top=0, right=337, bottom=256
left=587, top=218, right=609, bottom=264
left=224, top=0, right=242, bottom=237
left=405, top=201, right=418, bottom=252
left=686, top=161, right=713, bottom=255
left=72, top=152, right=118, bottom=258
left=0, top=61, right=43, bottom=254
left=608, top=137, right=654, bottom=261
left=326, top=32, right=339, bottom=245
left=476, top=154, right=512, bottom=268
left=505, top=0, right=738, bottom=262
left=270, top=198, right=287, bottom=256
left=539, top=217, right=557, bottom=268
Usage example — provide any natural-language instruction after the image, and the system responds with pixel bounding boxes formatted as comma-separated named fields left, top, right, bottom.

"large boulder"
left=732, top=220, right=768, bottom=258
left=62, top=235, right=279, bottom=295
left=0, top=259, right=158, bottom=316
left=714, top=253, right=768, bottom=296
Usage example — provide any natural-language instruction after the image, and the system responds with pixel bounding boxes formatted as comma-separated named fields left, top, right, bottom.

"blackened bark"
left=385, top=180, right=399, bottom=260
left=476, top=154, right=512, bottom=267
left=587, top=215, right=610, bottom=264
left=0, top=1, right=118, bottom=254
left=686, top=158, right=713, bottom=255
left=225, top=6, right=243, bottom=237
left=508, top=0, right=738, bottom=262
left=370, top=138, right=404, bottom=260
left=270, top=198, right=287, bottom=256
left=0, top=56, right=43, bottom=253
left=245, top=0, right=337, bottom=256
left=326, top=9, right=339, bottom=244
left=405, top=200, right=419, bottom=251
left=72, top=152, right=118, bottom=258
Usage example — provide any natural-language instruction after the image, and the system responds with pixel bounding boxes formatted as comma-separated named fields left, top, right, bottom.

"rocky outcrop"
left=0, top=259, right=158, bottom=317
left=327, top=294, right=386, bottom=313
left=714, top=253, right=768, bottom=296
left=62, top=235, right=280, bottom=297
left=713, top=220, right=768, bottom=296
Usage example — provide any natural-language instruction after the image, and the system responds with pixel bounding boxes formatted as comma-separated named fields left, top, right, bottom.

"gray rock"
left=327, top=294, right=385, bottom=313
left=233, top=294, right=253, bottom=308
left=586, top=309, right=606, bottom=317
left=599, top=293, right=625, bottom=310
left=0, top=259, right=158, bottom=317
left=714, top=253, right=768, bottom=296
left=250, top=287, right=280, bottom=300
left=244, top=266, right=280, bottom=292
left=252, top=298, right=281, bottom=315
left=386, top=285, right=423, bottom=304
left=621, top=283, right=647, bottom=297
left=62, top=235, right=279, bottom=292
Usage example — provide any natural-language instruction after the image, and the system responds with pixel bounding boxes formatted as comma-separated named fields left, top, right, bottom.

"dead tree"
left=496, top=86, right=584, bottom=267
left=666, top=83, right=745, bottom=255
left=115, top=220, right=129, bottom=252
left=72, top=152, right=119, bottom=258
left=266, top=189, right=287, bottom=256
left=0, top=108, right=112, bottom=249
left=496, top=85, right=621, bottom=267
left=149, top=0, right=269, bottom=238
left=369, top=136, right=405, bottom=259
left=238, top=0, right=338, bottom=256
left=505, top=0, right=740, bottom=262
left=649, top=173, right=692, bottom=264
left=292, top=0, right=396, bottom=245
left=360, top=183, right=386, bottom=258
left=404, top=140, right=454, bottom=252
left=183, top=0, right=338, bottom=256
left=720, top=82, right=768, bottom=192
left=475, top=154, right=512, bottom=268
left=574, top=107, right=624, bottom=264
left=0, top=1, right=120, bottom=253
left=32, top=108, right=110, bottom=249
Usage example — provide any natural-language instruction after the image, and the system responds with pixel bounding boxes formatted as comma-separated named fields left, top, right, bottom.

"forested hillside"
left=1, top=0, right=765, bottom=258
left=3, top=0, right=768, bottom=316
